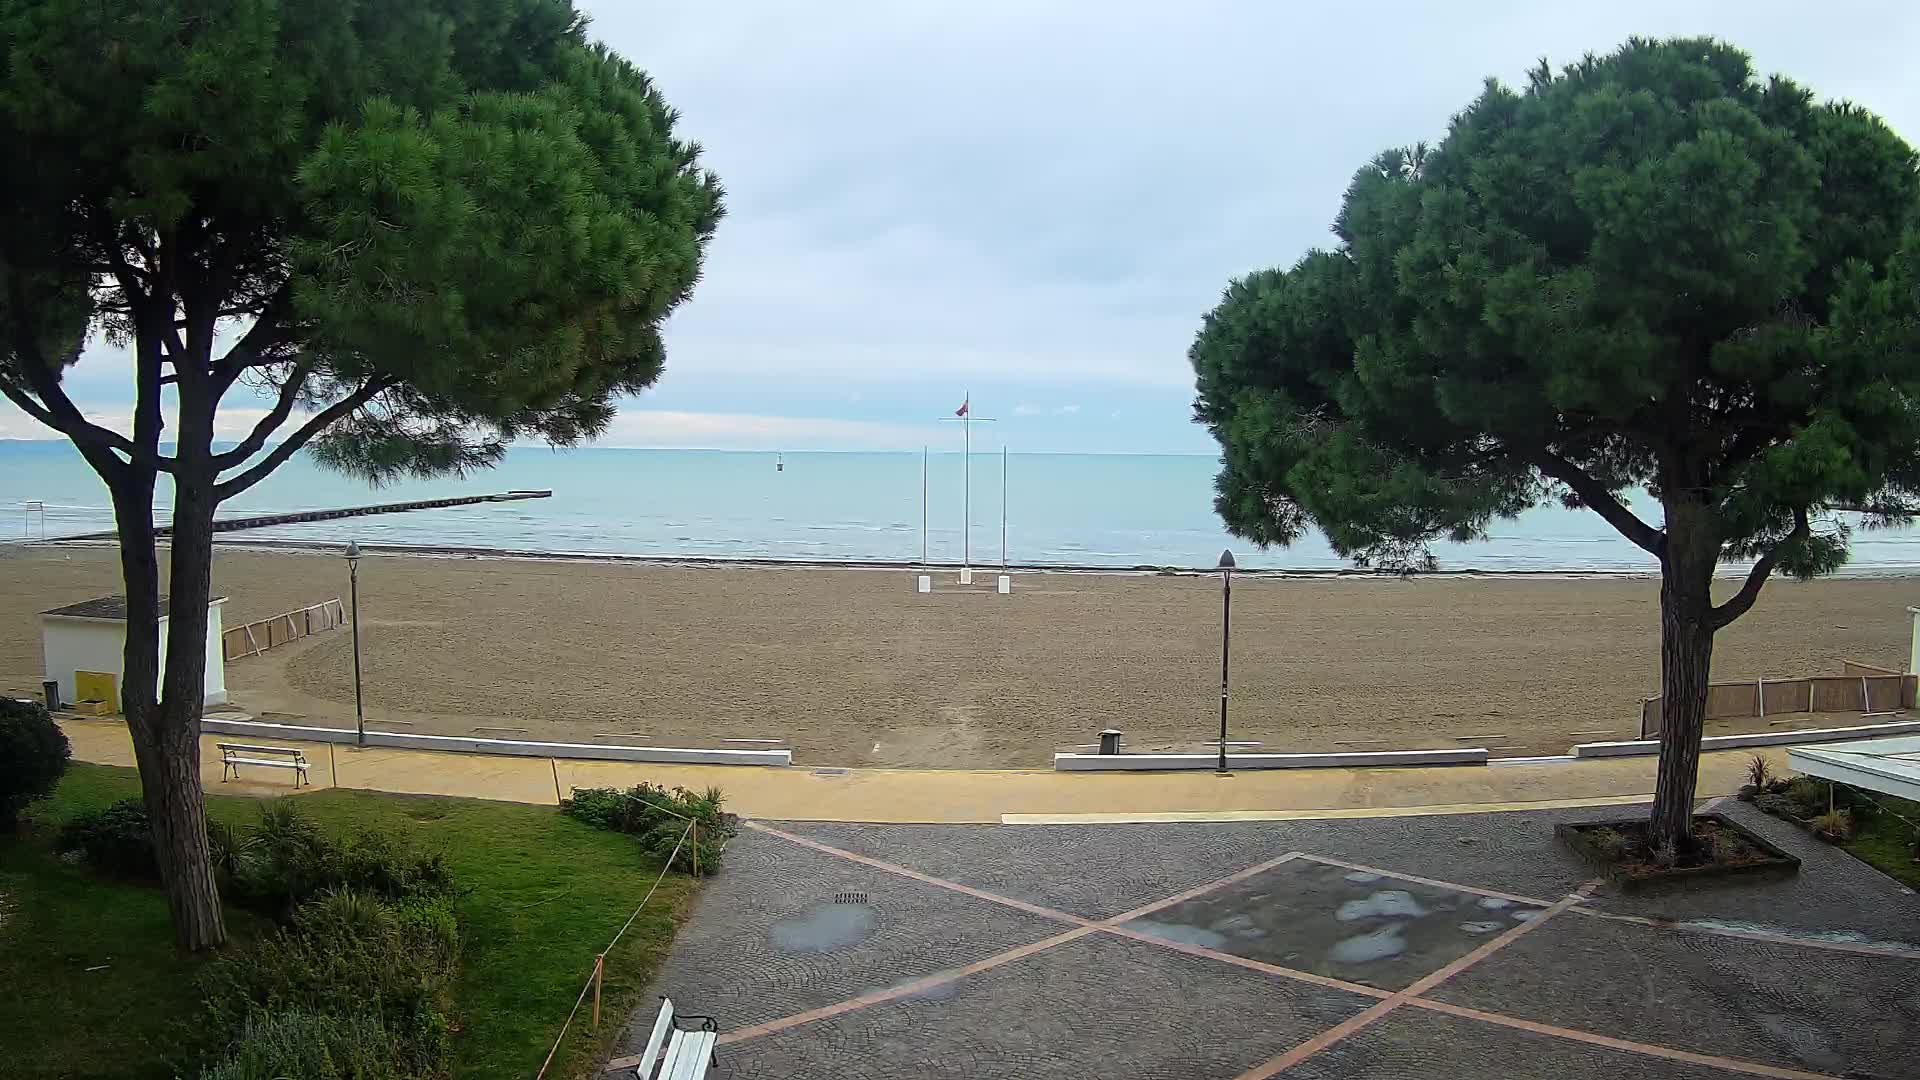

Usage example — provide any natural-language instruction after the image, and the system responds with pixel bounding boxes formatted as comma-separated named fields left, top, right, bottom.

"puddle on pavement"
left=771, top=901, right=876, bottom=952
left=1119, top=860, right=1548, bottom=990
left=1129, top=919, right=1230, bottom=949
left=1331, top=925, right=1406, bottom=963
left=1666, top=918, right=1920, bottom=952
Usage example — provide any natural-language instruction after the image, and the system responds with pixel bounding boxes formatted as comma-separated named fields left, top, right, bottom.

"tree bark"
left=112, top=468, right=225, bottom=949
left=141, top=374, right=229, bottom=951
left=1649, top=496, right=1719, bottom=855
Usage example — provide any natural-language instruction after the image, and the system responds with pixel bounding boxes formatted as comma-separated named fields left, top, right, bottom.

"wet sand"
left=2, top=545, right=1912, bottom=768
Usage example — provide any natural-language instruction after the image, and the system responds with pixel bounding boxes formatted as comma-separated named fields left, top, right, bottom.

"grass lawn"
left=1844, top=791, right=1920, bottom=889
left=0, top=763, right=700, bottom=1079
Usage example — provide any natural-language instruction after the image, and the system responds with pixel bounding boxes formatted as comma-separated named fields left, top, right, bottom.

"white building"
left=39, top=594, right=228, bottom=709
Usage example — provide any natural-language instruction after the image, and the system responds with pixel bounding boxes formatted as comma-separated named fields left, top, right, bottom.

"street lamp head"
left=344, top=540, right=362, bottom=565
left=1216, top=549, right=1236, bottom=571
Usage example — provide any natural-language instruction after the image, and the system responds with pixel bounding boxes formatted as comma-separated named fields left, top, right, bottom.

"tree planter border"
left=1555, top=813, right=1800, bottom=891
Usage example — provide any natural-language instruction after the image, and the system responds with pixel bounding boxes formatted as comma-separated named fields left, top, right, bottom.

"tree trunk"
left=1649, top=497, right=1719, bottom=855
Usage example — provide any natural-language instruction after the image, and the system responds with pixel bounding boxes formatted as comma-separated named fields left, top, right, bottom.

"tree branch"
left=1710, top=507, right=1809, bottom=630
left=214, top=376, right=394, bottom=501
left=1, top=284, right=150, bottom=471
left=1535, top=451, right=1667, bottom=557
left=211, top=358, right=313, bottom=469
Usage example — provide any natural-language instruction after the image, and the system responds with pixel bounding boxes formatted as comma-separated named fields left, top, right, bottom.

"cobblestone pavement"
left=622, top=802, right=1920, bottom=1079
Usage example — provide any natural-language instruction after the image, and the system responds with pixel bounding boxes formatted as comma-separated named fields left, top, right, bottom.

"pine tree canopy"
left=0, top=0, right=723, bottom=488
left=1191, top=37, right=1920, bottom=596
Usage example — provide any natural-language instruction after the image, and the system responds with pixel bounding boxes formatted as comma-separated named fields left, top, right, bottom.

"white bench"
left=217, top=742, right=311, bottom=787
left=633, top=998, right=717, bottom=1080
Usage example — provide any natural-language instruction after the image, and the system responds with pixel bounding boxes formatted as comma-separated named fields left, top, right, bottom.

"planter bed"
left=1556, top=813, right=1800, bottom=891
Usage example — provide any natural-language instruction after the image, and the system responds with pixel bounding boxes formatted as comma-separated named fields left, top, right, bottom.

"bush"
left=59, top=797, right=158, bottom=878
left=61, top=799, right=452, bottom=921
left=200, top=1010, right=408, bottom=1080
left=1784, top=776, right=1829, bottom=817
left=561, top=782, right=734, bottom=872
left=222, top=803, right=452, bottom=917
left=1812, top=809, right=1854, bottom=843
left=201, top=889, right=459, bottom=1076
left=1752, top=792, right=1803, bottom=820
left=0, top=697, right=70, bottom=828
left=1744, top=754, right=1775, bottom=791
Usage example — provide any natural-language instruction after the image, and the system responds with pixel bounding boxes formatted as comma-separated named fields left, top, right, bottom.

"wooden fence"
left=223, top=599, right=345, bottom=660
left=1640, top=659, right=1917, bottom=737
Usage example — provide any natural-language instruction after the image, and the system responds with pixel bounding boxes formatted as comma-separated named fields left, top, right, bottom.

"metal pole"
left=1001, top=445, right=1008, bottom=568
left=350, top=561, right=365, bottom=746
left=1217, top=568, right=1231, bottom=774
left=963, top=400, right=971, bottom=569
left=921, top=445, right=928, bottom=566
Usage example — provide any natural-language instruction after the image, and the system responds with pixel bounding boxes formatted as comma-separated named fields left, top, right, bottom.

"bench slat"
left=635, top=1000, right=675, bottom=1078
left=225, top=757, right=308, bottom=769
left=217, top=743, right=306, bottom=757
left=656, top=1030, right=689, bottom=1080
left=675, top=1030, right=715, bottom=1080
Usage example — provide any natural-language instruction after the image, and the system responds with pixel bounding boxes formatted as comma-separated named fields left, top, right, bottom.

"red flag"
left=955, top=396, right=969, bottom=417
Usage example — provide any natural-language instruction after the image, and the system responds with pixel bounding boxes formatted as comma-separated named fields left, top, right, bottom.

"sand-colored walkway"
left=60, top=717, right=1777, bottom=823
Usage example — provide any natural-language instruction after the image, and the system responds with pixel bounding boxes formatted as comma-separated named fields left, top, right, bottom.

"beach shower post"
left=344, top=540, right=366, bottom=746
left=1216, top=548, right=1235, bottom=774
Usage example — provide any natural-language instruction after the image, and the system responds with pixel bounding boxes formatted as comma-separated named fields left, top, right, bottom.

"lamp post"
left=1216, top=549, right=1235, bottom=775
left=344, top=541, right=366, bottom=746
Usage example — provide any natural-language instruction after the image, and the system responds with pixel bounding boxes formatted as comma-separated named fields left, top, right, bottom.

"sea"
left=3, top=440, right=1917, bottom=574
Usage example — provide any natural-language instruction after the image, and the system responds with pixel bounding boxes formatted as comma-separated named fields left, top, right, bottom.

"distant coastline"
left=20, top=534, right=1920, bottom=581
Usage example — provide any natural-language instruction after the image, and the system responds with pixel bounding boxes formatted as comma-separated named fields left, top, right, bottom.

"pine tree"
left=0, top=0, right=722, bottom=948
left=1190, top=38, right=1920, bottom=853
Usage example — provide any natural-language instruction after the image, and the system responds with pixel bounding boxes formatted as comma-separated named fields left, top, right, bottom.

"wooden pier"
left=68, top=490, right=552, bottom=540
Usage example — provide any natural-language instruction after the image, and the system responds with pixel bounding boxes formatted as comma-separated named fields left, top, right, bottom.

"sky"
left=6, top=1, right=1920, bottom=453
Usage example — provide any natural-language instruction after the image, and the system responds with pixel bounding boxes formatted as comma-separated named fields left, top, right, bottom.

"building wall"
left=40, top=599, right=228, bottom=709
left=41, top=620, right=129, bottom=706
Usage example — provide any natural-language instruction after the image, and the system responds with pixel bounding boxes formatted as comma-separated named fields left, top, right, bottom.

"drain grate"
left=833, top=891, right=869, bottom=905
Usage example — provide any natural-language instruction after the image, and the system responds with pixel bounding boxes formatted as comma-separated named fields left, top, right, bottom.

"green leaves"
left=1191, top=36, right=1920, bottom=576
left=0, top=0, right=721, bottom=486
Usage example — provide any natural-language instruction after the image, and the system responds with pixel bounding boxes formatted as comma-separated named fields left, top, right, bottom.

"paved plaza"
left=626, top=801, right=1919, bottom=1079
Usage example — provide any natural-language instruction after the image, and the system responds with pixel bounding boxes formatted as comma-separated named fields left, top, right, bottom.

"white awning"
left=1788, top=736, right=1920, bottom=803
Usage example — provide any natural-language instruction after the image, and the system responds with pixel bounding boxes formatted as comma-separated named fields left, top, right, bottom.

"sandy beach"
left=2, top=544, right=1914, bottom=768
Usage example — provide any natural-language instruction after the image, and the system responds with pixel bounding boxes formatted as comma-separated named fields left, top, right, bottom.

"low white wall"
left=1572, top=719, right=1920, bottom=759
left=1053, top=748, right=1489, bottom=771
left=41, top=599, right=227, bottom=706
left=203, top=603, right=227, bottom=706
left=41, top=620, right=126, bottom=705
left=199, top=717, right=791, bottom=766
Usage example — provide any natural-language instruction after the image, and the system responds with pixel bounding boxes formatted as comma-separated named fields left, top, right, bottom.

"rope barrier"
left=532, top=819, right=695, bottom=1080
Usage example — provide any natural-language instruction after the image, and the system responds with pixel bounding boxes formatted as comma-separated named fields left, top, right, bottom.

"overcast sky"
left=7, top=1, right=1919, bottom=453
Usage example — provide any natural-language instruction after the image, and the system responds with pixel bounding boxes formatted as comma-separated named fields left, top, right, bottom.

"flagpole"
left=936, top=395, right=991, bottom=575
left=1001, top=444, right=1008, bottom=569
left=921, top=445, right=928, bottom=566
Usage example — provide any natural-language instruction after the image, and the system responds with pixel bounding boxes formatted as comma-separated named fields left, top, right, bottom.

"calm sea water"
left=2, top=441, right=1915, bottom=573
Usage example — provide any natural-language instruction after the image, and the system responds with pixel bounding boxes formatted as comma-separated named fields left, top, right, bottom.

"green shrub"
left=1812, top=808, right=1854, bottom=842
left=1752, top=792, right=1803, bottom=820
left=336, top=828, right=453, bottom=899
left=201, top=889, right=459, bottom=1075
left=200, top=1010, right=408, bottom=1080
left=1744, top=754, right=1775, bottom=791
left=59, top=797, right=158, bottom=878
left=1583, top=826, right=1631, bottom=859
left=224, top=804, right=453, bottom=916
left=562, top=782, right=735, bottom=872
left=0, top=697, right=70, bottom=828
left=1784, top=776, right=1829, bottom=816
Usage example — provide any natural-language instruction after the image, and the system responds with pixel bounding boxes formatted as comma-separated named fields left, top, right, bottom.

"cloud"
left=0, top=403, right=306, bottom=443
left=12, top=2, right=1920, bottom=458
left=592, top=409, right=938, bottom=450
